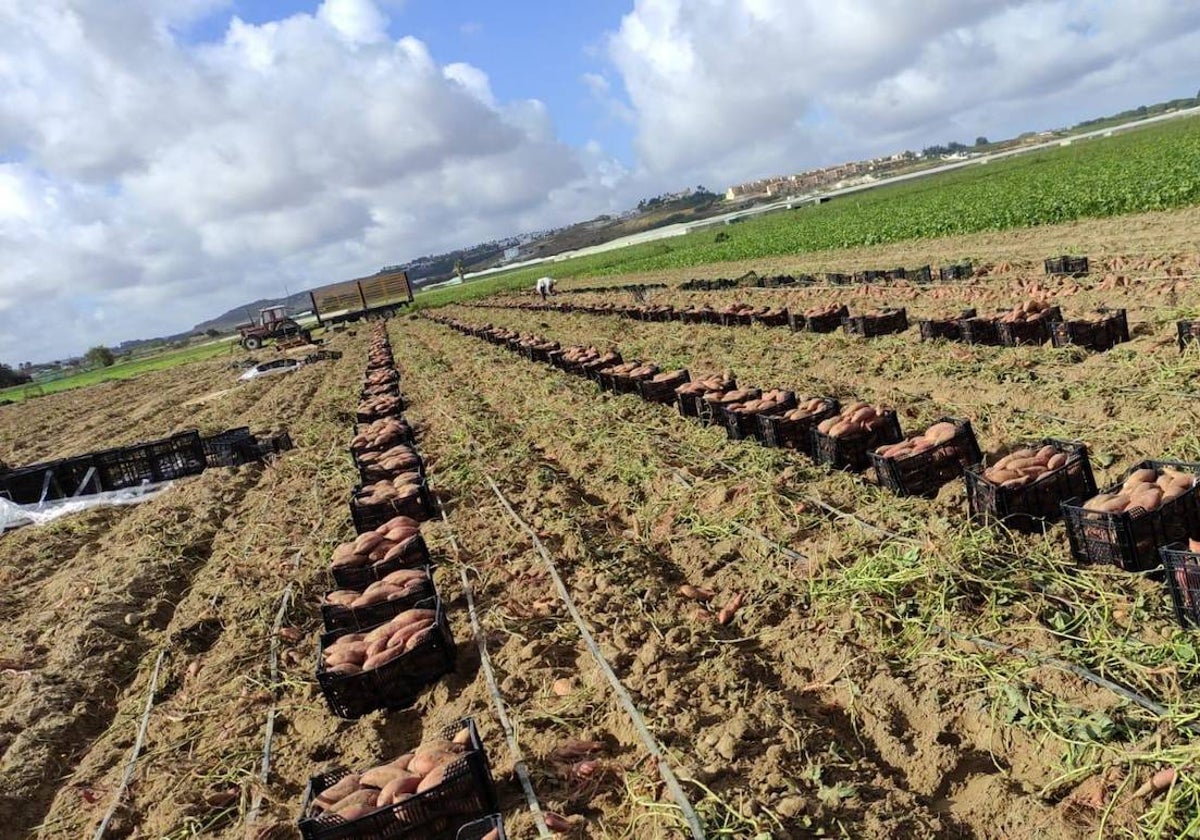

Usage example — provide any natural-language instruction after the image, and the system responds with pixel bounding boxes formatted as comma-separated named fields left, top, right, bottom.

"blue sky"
left=181, top=1, right=636, bottom=162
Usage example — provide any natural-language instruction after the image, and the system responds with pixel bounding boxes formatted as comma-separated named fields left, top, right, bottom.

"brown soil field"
left=2, top=211, right=1200, bottom=840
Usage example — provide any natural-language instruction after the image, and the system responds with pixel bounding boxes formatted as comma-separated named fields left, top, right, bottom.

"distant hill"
left=191, top=292, right=314, bottom=334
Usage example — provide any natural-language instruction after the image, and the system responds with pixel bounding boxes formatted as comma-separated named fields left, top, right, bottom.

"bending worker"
left=536, top=276, right=556, bottom=300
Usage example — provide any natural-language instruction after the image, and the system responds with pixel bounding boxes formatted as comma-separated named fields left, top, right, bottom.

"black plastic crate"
left=964, top=439, right=1096, bottom=533
left=805, top=306, right=850, bottom=333
left=1160, top=544, right=1200, bottom=629
left=1051, top=310, right=1129, bottom=352
left=298, top=717, right=497, bottom=839
left=257, top=430, right=294, bottom=456
left=93, top=430, right=207, bottom=490
left=1177, top=320, right=1200, bottom=351
left=723, top=392, right=796, bottom=442
left=1045, top=255, right=1089, bottom=276
left=757, top=399, right=840, bottom=457
left=322, top=567, right=437, bottom=633
left=910, top=265, right=933, bottom=284
left=842, top=308, right=908, bottom=338
left=456, top=814, right=506, bottom=840
left=637, top=370, right=690, bottom=404
left=332, top=533, right=431, bottom=591
left=0, top=454, right=102, bottom=504
left=918, top=309, right=976, bottom=342
left=700, top=390, right=760, bottom=428
left=612, top=369, right=657, bottom=395
left=814, top=411, right=903, bottom=472
left=825, top=272, right=850, bottom=285
left=939, top=262, right=973, bottom=282
left=315, top=596, right=456, bottom=719
left=350, top=482, right=435, bottom=533
left=868, top=418, right=982, bottom=498
left=719, top=311, right=754, bottom=327
left=997, top=308, right=1062, bottom=347
left=201, top=427, right=255, bottom=468
left=960, top=317, right=1001, bottom=346
left=753, top=309, right=789, bottom=328
left=1061, top=460, right=1200, bottom=572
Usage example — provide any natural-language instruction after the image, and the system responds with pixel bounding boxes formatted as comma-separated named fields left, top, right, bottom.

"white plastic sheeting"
left=0, top=480, right=175, bottom=531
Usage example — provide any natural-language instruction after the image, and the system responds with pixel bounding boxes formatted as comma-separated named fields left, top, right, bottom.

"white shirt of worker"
left=536, top=277, right=554, bottom=295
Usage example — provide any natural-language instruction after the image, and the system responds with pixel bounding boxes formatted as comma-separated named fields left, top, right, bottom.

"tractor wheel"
left=242, top=335, right=263, bottom=350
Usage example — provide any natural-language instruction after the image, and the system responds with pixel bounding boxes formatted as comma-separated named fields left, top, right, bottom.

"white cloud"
left=3, top=0, right=1200, bottom=364
left=0, top=0, right=624, bottom=362
left=606, top=0, right=1200, bottom=185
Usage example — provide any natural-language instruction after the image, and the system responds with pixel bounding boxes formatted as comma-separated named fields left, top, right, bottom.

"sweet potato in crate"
left=869, top=418, right=982, bottom=498
left=330, top=517, right=432, bottom=590
left=315, top=597, right=457, bottom=719
left=322, top=566, right=437, bottom=633
left=1159, top=543, right=1200, bottom=629
left=699, top=387, right=761, bottom=427
left=757, top=397, right=840, bottom=456
left=350, top=477, right=435, bottom=533
left=842, top=308, right=908, bottom=338
left=803, top=305, right=850, bottom=333
left=1050, top=309, right=1129, bottom=352
left=964, top=439, right=1096, bottom=532
left=1061, top=460, right=1200, bottom=572
left=723, top=390, right=796, bottom=441
left=610, top=363, right=660, bottom=395
left=996, top=304, right=1062, bottom=347
left=813, top=404, right=903, bottom=472
left=753, top=307, right=789, bottom=328
left=674, top=374, right=735, bottom=419
left=298, top=717, right=497, bottom=838
left=637, top=369, right=690, bottom=404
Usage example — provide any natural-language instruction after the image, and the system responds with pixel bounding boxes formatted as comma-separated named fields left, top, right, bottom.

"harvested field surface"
left=5, top=216, right=1200, bottom=840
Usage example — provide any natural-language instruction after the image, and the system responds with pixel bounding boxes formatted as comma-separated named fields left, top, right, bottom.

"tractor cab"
left=258, top=305, right=289, bottom=326
left=237, top=305, right=311, bottom=350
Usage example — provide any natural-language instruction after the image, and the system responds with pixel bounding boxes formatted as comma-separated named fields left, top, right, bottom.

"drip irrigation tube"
left=432, top=490, right=552, bottom=838
left=486, top=475, right=707, bottom=840
left=94, top=649, right=167, bottom=840
left=245, top=582, right=294, bottom=828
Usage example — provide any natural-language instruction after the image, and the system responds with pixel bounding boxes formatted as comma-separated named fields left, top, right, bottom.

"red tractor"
left=237, top=306, right=312, bottom=351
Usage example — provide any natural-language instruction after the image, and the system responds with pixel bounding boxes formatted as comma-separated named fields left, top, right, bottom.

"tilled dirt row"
left=401, top=317, right=1099, bottom=839
left=0, top=331, right=393, bottom=839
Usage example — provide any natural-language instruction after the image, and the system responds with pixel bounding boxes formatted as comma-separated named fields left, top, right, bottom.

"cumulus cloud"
left=3, top=0, right=1200, bottom=364
left=0, top=0, right=622, bottom=362
left=606, top=0, right=1200, bottom=185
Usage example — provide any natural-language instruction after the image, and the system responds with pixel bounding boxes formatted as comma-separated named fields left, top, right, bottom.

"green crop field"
left=0, top=338, right=239, bottom=404
left=422, top=114, right=1200, bottom=303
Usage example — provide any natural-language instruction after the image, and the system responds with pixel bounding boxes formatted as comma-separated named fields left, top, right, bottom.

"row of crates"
left=428, top=313, right=1200, bottom=632
left=0, top=428, right=292, bottom=506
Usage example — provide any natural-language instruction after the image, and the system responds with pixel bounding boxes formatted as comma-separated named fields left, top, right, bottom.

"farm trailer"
left=308, top=269, right=414, bottom=327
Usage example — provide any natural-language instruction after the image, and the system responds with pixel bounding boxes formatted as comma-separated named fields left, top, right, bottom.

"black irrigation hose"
left=431, top=489, right=553, bottom=838
left=94, top=649, right=166, bottom=840
left=486, top=476, right=707, bottom=840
